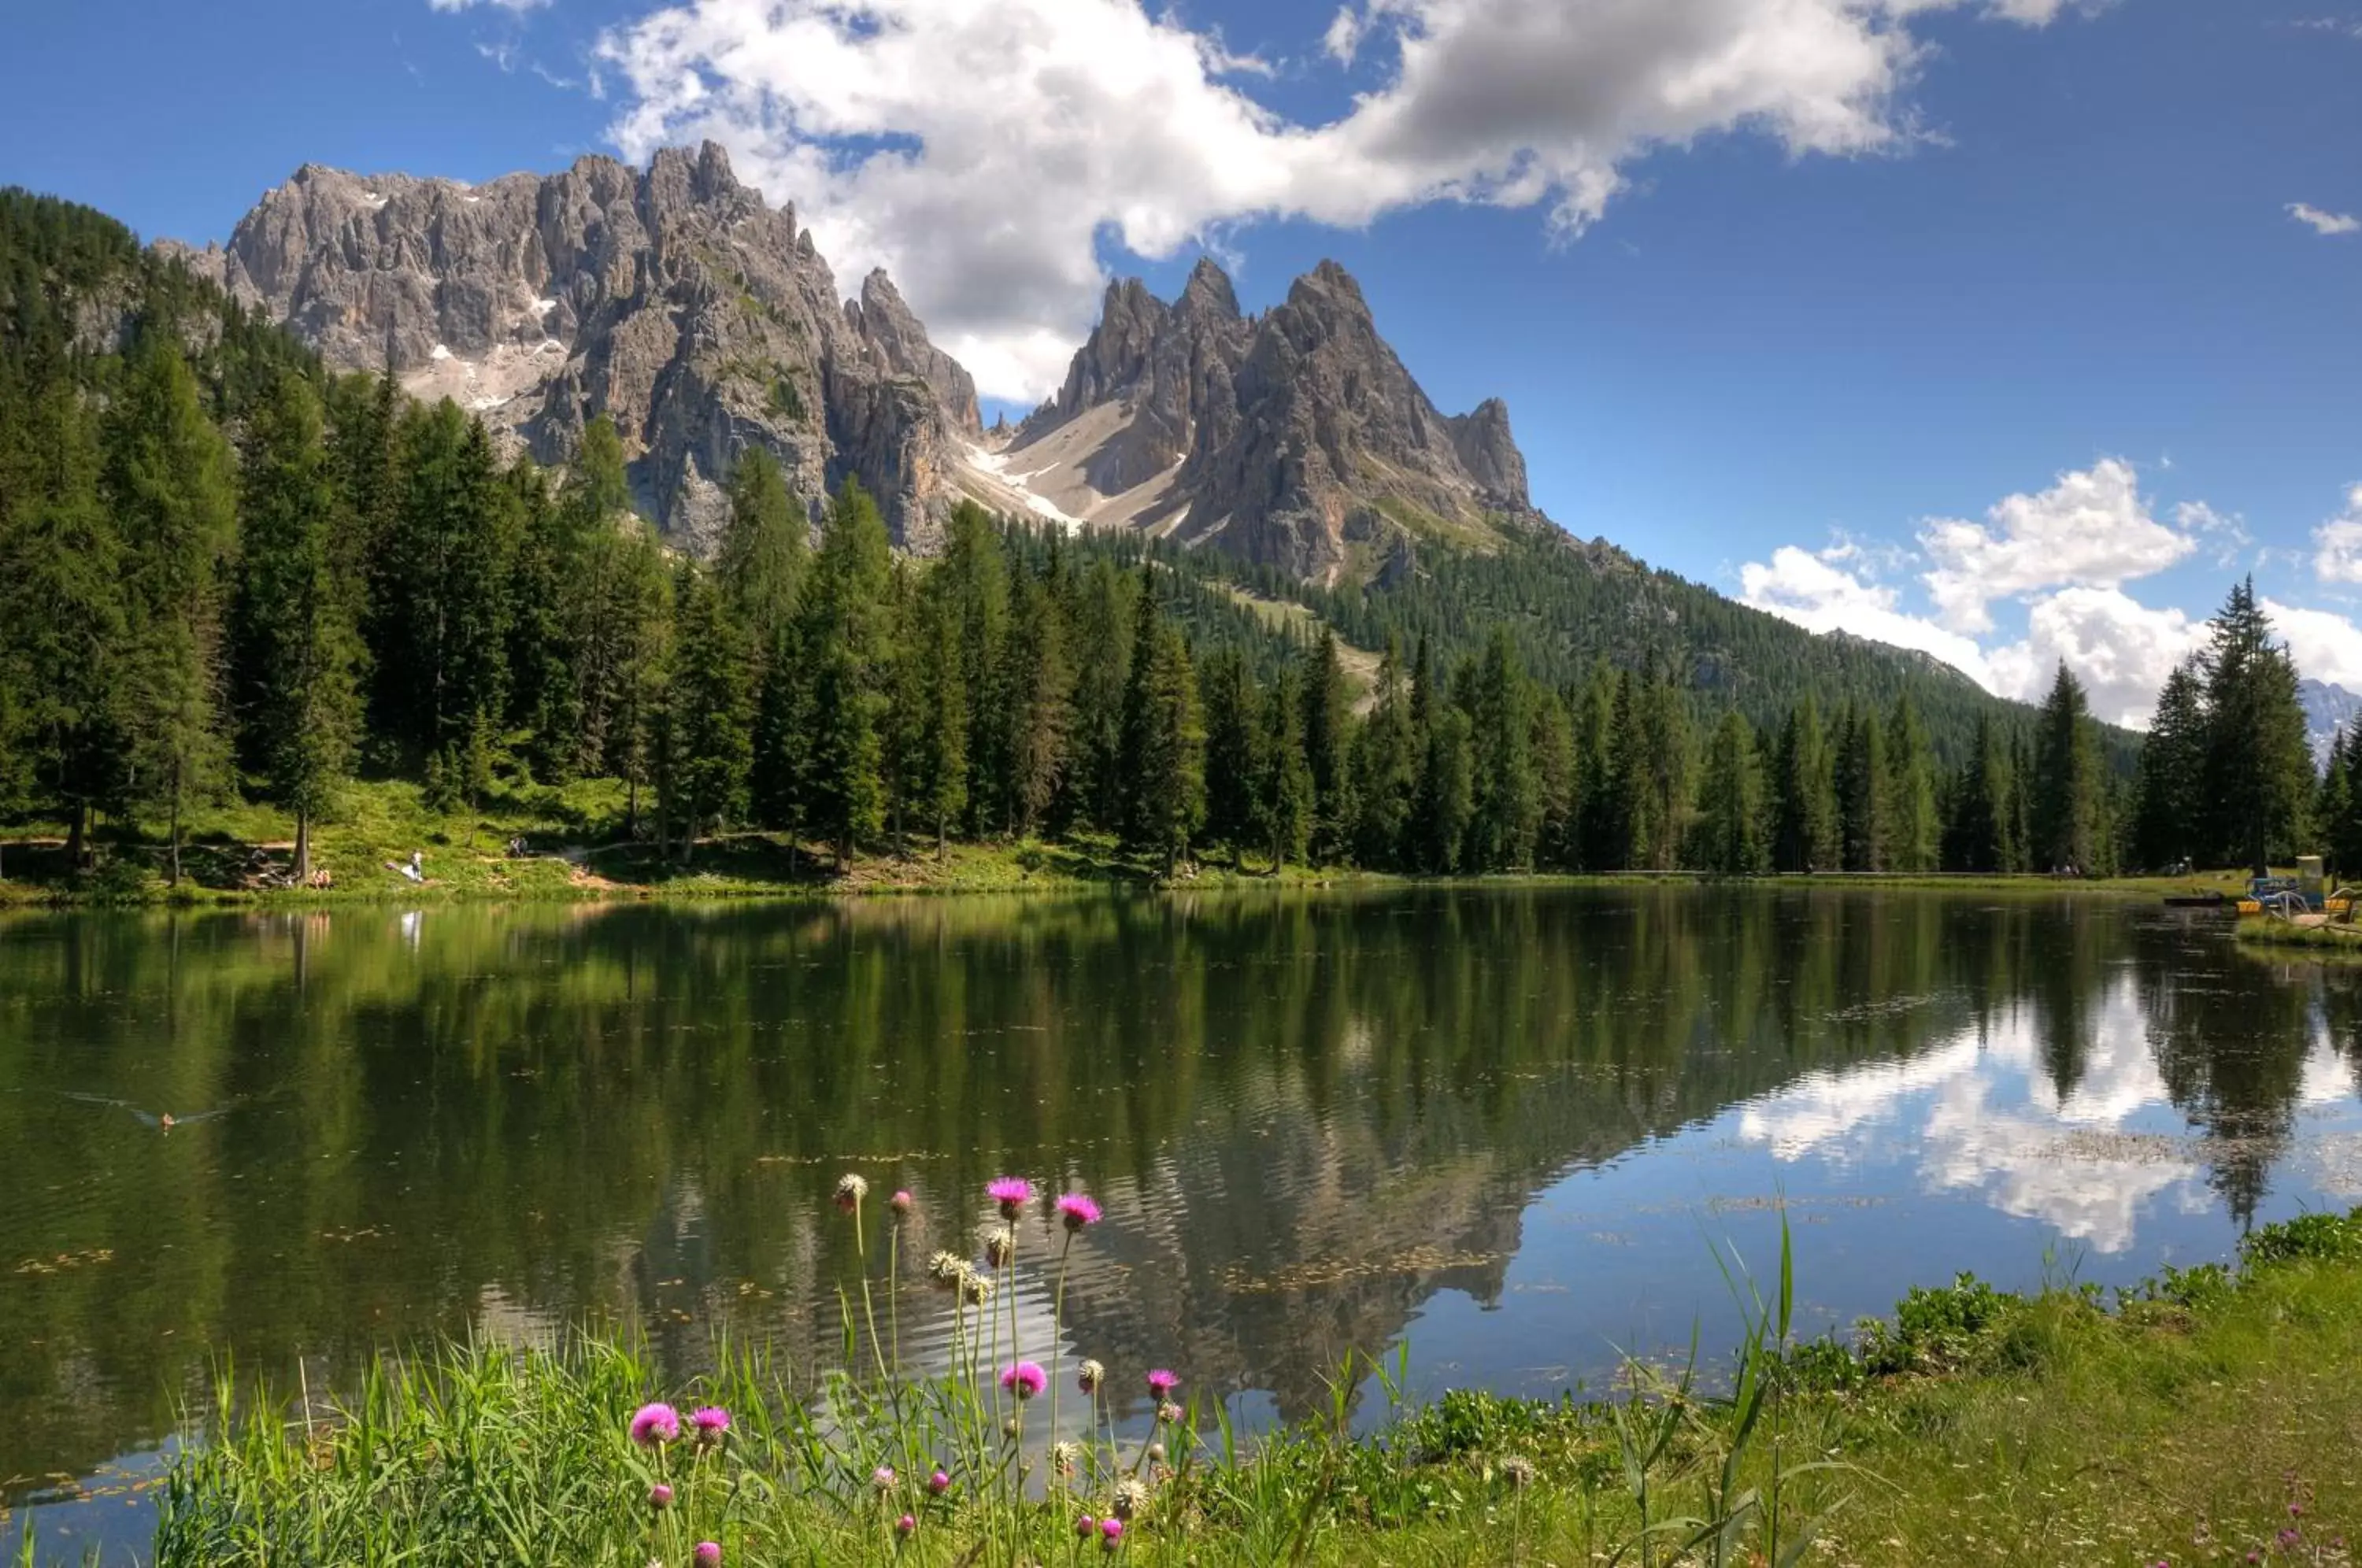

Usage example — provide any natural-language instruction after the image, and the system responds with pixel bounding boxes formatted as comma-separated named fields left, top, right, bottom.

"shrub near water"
left=146, top=1202, right=2362, bottom=1566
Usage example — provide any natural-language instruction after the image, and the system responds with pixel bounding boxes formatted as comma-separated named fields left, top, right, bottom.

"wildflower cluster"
left=603, top=1176, right=1197, bottom=1563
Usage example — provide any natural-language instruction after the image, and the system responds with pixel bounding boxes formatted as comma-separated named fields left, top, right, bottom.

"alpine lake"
left=6, top=885, right=2361, bottom=1559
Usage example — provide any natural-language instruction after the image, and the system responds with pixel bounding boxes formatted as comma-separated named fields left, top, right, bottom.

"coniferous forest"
left=0, top=187, right=2338, bottom=889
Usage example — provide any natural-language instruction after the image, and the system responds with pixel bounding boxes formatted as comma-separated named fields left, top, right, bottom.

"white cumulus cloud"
left=2315, top=485, right=2362, bottom=584
left=1743, top=460, right=2238, bottom=728
left=2289, top=202, right=2362, bottom=236
left=1739, top=545, right=1992, bottom=679
left=432, top=0, right=548, bottom=10
left=595, top=0, right=2101, bottom=399
left=1982, top=586, right=2205, bottom=727
left=2263, top=598, right=2362, bottom=695
left=1920, top=458, right=2194, bottom=634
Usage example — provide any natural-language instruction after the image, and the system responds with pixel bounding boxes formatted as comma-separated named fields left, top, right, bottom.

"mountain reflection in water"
left=3, top=886, right=2357, bottom=1540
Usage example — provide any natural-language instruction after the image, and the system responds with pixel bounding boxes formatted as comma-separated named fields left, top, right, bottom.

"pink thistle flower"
left=648, top=1483, right=674, bottom=1511
left=690, top=1406, right=731, bottom=1435
left=890, top=1189, right=913, bottom=1216
left=1056, top=1193, right=1102, bottom=1232
left=1075, top=1514, right=1098, bottom=1540
left=1146, top=1369, right=1179, bottom=1398
left=987, top=1177, right=1034, bottom=1219
left=928, top=1469, right=951, bottom=1496
left=872, top=1465, right=898, bottom=1492
left=897, top=1514, right=916, bottom=1537
left=694, top=1544, right=722, bottom=1568
left=1101, top=1517, right=1125, bottom=1549
left=630, top=1403, right=682, bottom=1448
left=1000, top=1361, right=1048, bottom=1400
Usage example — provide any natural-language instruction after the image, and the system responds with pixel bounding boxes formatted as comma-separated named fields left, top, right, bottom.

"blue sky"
left=5, top=0, right=2360, bottom=721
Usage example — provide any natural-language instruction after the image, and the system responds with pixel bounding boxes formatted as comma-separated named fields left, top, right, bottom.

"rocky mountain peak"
left=1175, top=256, right=1242, bottom=320
left=199, top=143, right=981, bottom=553
left=979, top=256, right=1542, bottom=582
left=847, top=268, right=983, bottom=436
left=1446, top=398, right=1530, bottom=508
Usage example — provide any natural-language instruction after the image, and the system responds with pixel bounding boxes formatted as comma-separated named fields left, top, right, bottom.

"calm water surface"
left=5, top=887, right=2360, bottom=1557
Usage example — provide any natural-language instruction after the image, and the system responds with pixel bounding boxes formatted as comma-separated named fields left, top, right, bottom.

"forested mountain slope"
left=3, top=180, right=2164, bottom=887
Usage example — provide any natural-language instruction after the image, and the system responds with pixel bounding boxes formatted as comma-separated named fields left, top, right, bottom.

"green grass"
left=54, top=1207, right=2362, bottom=1567
left=2236, top=917, right=2362, bottom=956
left=0, top=779, right=2296, bottom=911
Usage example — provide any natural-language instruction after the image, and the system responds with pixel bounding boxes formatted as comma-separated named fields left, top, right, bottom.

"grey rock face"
left=1017, top=254, right=1538, bottom=581
left=202, top=142, right=977, bottom=553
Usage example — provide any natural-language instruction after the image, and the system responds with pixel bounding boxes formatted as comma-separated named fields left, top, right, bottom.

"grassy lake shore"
left=88, top=1207, right=2362, bottom=1568
left=0, top=781, right=2261, bottom=909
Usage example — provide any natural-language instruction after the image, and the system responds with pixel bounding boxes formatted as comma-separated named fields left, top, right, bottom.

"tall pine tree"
left=234, top=371, right=363, bottom=881
left=796, top=478, right=894, bottom=868
left=107, top=337, right=236, bottom=883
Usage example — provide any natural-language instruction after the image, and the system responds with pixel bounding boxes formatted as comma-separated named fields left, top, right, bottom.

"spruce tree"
left=935, top=501, right=1009, bottom=834
left=1699, top=708, right=1767, bottom=876
left=717, top=446, right=806, bottom=656
left=2030, top=662, right=2101, bottom=874
left=1116, top=571, right=1205, bottom=875
left=2197, top=579, right=2315, bottom=872
left=1415, top=704, right=1475, bottom=873
left=1348, top=634, right=1418, bottom=869
left=1942, top=715, right=2010, bottom=873
left=998, top=563, right=1073, bottom=838
left=1532, top=688, right=1578, bottom=871
left=2131, top=660, right=2205, bottom=871
left=1572, top=661, right=1620, bottom=871
left=372, top=403, right=516, bottom=760
left=797, top=479, right=894, bottom=867
left=664, top=563, right=753, bottom=863
left=1881, top=695, right=1939, bottom=873
left=911, top=568, right=970, bottom=856
left=2004, top=730, right=2034, bottom=874
left=2327, top=727, right=2362, bottom=883
left=553, top=422, right=667, bottom=778
left=0, top=382, right=126, bottom=866
left=1062, top=557, right=1133, bottom=835
left=1631, top=666, right=1693, bottom=871
left=1771, top=696, right=1834, bottom=874
left=1832, top=702, right=1886, bottom=872
left=1302, top=628, right=1354, bottom=863
left=1198, top=645, right=1261, bottom=859
left=1465, top=629, right=1538, bottom=871
left=1256, top=666, right=1312, bottom=871
left=107, top=336, right=237, bottom=884
left=234, top=370, right=362, bottom=881
left=506, top=457, right=579, bottom=775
